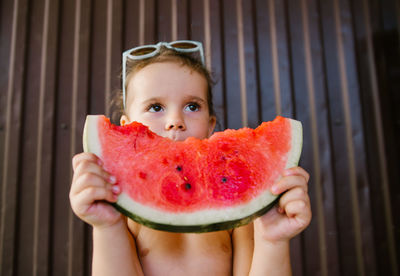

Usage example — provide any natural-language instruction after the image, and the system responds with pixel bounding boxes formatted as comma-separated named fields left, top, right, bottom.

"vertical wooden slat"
left=222, top=0, right=243, bottom=129
left=15, top=0, right=46, bottom=273
left=0, top=0, right=28, bottom=275
left=299, top=1, right=328, bottom=274
left=144, top=0, right=157, bottom=44
left=33, top=0, right=59, bottom=275
left=51, top=0, right=77, bottom=274
left=236, top=0, right=248, bottom=127
left=287, top=0, right=343, bottom=275
left=190, top=0, right=205, bottom=42
left=351, top=0, right=399, bottom=274
left=268, top=0, right=282, bottom=116
left=158, top=0, right=173, bottom=42
left=208, top=0, right=226, bottom=130
left=203, top=0, right=211, bottom=70
left=123, top=0, right=141, bottom=49
left=68, top=0, right=90, bottom=275
left=175, top=0, right=189, bottom=40
left=240, top=0, right=260, bottom=128
left=254, top=0, right=278, bottom=122
left=171, top=0, right=178, bottom=41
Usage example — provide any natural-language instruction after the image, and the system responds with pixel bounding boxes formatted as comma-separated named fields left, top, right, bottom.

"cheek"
left=140, top=117, right=166, bottom=136
left=189, top=118, right=212, bottom=139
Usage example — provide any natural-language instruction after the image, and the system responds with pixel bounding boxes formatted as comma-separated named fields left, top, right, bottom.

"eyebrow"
left=140, top=95, right=207, bottom=105
left=183, top=95, right=207, bottom=104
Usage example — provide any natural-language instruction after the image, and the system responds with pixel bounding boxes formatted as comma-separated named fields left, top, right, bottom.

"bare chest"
left=133, top=227, right=232, bottom=276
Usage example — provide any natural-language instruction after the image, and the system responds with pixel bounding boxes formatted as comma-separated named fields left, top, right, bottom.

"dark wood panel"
left=209, top=0, right=227, bottom=131
left=0, top=0, right=399, bottom=275
left=240, top=0, right=260, bottom=128
left=222, top=0, right=243, bottom=129
left=33, top=0, right=59, bottom=274
left=0, top=0, right=29, bottom=275
left=50, top=0, right=77, bottom=274
left=176, top=0, right=189, bottom=40
left=157, top=0, right=173, bottom=41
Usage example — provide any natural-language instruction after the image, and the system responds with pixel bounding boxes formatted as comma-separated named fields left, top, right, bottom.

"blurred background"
left=1, top=0, right=399, bottom=275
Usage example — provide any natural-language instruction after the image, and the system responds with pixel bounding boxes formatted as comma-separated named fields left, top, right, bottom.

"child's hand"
left=70, top=152, right=123, bottom=228
left=254, top=166, right=311, bottom=243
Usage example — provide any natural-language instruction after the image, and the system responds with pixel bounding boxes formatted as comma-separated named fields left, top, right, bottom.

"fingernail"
left=278, top=207, right=284, bottom=214
left=271, top=185, right=279, bottom=194
left=112, top=185, right=120, bottom=194
left=98, top=159, right=103, bottom=166
left=109, top=175, right=116, bottom=184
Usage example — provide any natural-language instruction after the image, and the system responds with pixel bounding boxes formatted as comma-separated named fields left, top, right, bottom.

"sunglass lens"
left=170, top=42, right=197, bottom=49
left=131, top=47, right=156, bottom=56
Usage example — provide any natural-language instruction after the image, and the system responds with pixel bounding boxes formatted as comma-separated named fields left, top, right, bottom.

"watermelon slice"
left=83, top=115, right=302, bottom=232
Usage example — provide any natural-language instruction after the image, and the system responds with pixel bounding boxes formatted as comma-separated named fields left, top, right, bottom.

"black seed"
left=176, top=166, right=182, bottom=171
left=221, top=177, right=227, bottom=183
left=185, top=183, right=191, bottom=190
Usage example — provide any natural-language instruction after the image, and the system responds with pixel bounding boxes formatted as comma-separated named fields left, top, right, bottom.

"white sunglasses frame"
left=122, top=40, right=205, bottom=109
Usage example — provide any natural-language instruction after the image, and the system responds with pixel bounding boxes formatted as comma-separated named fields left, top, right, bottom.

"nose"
left=165, top=112, right=186, bottom=131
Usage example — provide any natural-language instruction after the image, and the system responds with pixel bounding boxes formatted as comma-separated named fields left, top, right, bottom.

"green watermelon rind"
left=111, top=195, right=281, bottom=233
left=83, top=116, right=303, bottom=233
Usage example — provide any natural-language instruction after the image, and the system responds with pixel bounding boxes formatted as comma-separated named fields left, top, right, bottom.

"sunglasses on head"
left=122, top=40, right=205, bottom=109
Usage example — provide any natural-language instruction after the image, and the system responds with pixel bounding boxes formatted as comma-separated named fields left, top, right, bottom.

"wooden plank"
left=32, top=0, right=59, bottom=274
left=221, top=0, right=243, bottom=129
left=50, top=0, right=76, bottom=274
left=0, top=0, right=29, bottom=274
left=67, top=0, right=93, bottom=275
left=123, top=0, right=141, bottom=49
left=350, top=0, right=397, bottom=273
left=189, top=0, right=204, bottom=42
left=175, top=0, right=189, bottom=40
left=109, top=0, right=124, bottom=125
left=240, top=0, right=259, bottom=128
left=287, top=0, right=344, bottom=275
left=90, top=0, right=107, bottom=115
left=15, top=0, right=52, bottom=274
left=209, top=0, right=227, bottom=131
left=144, top=0, right=156, bottom=44
left=157, top=0, right=173, bottom=41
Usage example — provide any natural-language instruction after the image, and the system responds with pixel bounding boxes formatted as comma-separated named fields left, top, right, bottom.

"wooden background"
left=1, top=0, right=399, bottom=275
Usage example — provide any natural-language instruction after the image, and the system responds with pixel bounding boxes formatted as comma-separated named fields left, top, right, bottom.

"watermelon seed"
left=185, top=183, right=191, bottom=190
left=221, top=177, right=227, bottom=183
left=176, top=166, right=182, bottom=171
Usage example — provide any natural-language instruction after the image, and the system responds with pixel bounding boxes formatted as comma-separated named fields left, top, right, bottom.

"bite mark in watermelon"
left=83, top=115, right=303, bottom=232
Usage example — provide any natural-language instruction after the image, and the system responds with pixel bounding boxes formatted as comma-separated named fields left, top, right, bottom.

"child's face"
left=121, top=62, right=216, bottom=141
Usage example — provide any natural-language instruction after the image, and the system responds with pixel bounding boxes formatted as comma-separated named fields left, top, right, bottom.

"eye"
left=185, top=102, right=200, bottom=112
left=148, top=103, right=163, bottom=112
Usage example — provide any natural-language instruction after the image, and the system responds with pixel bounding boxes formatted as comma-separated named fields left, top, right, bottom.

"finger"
left=271, top=174, right=308, bottom=195
left=284, top=200, right=312, bottom=228
left=73, top=159, right=115, bottom=184
left=71, top=186, right=118, bottom=216
left=71, top=172, right=117, bottom=196
left=283, top=166, right=310, bottom=182
left=72, top=152, right=101, bottom=171
left=279, top=187, right=310, bottom=209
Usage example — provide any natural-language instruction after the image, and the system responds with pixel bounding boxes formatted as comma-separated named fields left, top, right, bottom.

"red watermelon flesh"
left=83, top=115, right=302, bottom=232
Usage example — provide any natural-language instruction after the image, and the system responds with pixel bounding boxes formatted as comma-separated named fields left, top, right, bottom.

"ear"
left=208, top=116, right=217, bottom=137
left=120, top=114, right=130, bottom=126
